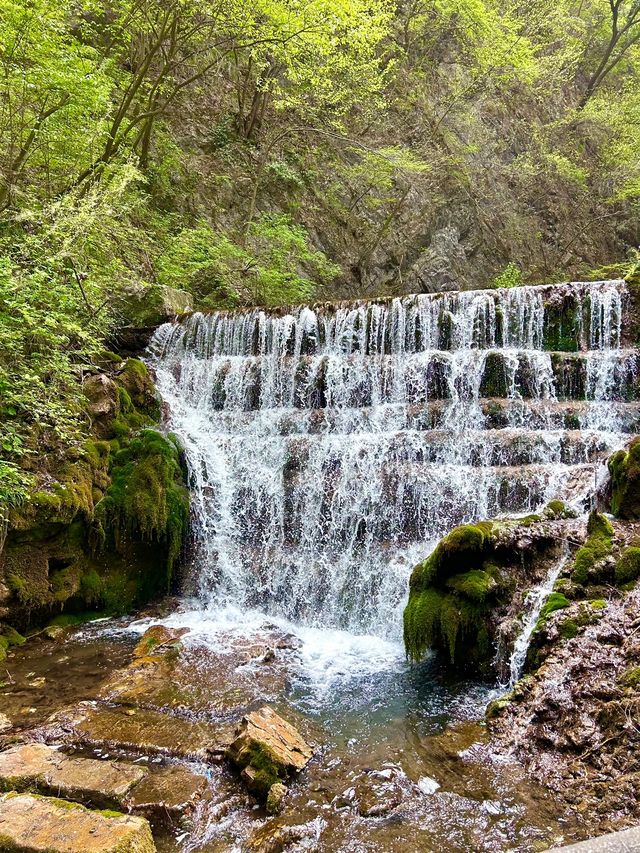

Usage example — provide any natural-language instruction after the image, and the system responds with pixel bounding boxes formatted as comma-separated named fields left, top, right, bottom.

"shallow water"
left=1, top=607, right=585, bottom=852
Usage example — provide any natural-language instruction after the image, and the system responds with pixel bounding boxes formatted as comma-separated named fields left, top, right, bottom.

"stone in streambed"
left=226, top=706, right=313, bottom=799
left=125, top=764, right=208, bottom=822
left=0, top=792, right=156, bottom=852
left=47, top=703, right=233, bottom=761
left=265, top=782, right=287, bottom=814
left=133, top=625, right=189, bottom=658
left=0, top=743, right=145, bottom=809
left=0, top=716, right=11, bottom=735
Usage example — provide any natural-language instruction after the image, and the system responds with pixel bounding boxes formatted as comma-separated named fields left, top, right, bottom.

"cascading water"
left=148, top=280, right=637, bottom=645
left=506, top=547, right=571, bottom=688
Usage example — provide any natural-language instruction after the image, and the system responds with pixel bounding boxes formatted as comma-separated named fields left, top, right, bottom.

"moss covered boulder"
left=609, top=438, right=640, bottom=520
left=226, top=706, right=313, bottom=800
left=1, top=359, right=189, bottom=630
left=571, top=511, right=614, bottom=586
left=403, top=522, right=499, bottom=671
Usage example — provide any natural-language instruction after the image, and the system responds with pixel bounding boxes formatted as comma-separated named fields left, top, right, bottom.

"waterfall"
left=148, top=280, right=636, bottom=639
left=506, top=548, right=571, bottom=688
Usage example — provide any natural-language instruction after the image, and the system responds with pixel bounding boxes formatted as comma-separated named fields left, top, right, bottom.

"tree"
left=579, top=0, right=640, bottom=107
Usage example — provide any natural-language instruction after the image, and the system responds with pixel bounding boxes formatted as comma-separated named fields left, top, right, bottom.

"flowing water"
left=148, top=279, right=635, bottom=640
left=128, top=279, right=639, bottom=850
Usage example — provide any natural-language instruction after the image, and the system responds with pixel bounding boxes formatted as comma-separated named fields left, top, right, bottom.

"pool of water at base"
left=0, top=604, right=584, bottom=853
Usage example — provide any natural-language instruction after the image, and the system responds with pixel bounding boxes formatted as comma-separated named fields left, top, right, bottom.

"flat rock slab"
left=48, top=703, right=233, bottom=760
left=126, top=764, right=209, bottom=822
left=0, top=792, right=156, bottom=852
left=100, top=637, right=293, bottom=716
left=0, top=743, right=145, bottom=808
left=227, top=705, right=313, bottom=774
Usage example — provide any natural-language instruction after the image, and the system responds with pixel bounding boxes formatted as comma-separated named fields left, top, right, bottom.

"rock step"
left=0, top=792, right=155, bottom=852
left=281, top=429, right=619, bottom=468
left=180, top=349, right=639, bottom=409
left=0, top=744, right=144, bottom=809
left=186, top=399, right=640, bottom=435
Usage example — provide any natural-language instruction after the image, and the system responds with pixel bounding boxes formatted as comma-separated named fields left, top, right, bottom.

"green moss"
left=615, top=546, right=640, bottom=585
left=572, top=511, right=613, bottom=585
left=536, top=592, right=570, bottom=630
left=590, top=598, right=607, bottom=609
left=404, top=522, right=500, bottom=667
left=558, top=618, right=578, bottom=639
left=94, top=430, right=189, bottom=593
left=447, top=569, right=496, bottom=601
left=117, top=386, right=133, bottom=414
left=619, top=666, right=640, bottom=689
left=544, top=500, right=577, bottom=520
left=609, top=438, right=640, bottom=520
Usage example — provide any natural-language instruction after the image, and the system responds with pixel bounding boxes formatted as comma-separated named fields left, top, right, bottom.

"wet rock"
left=133, top=625, right=189, bottom=657
left=47, top=702, right=233, bottom=761
left=0, top=792, right=156, bottom=852
left=83, top=374, right=120, bottom=437
left=0, top=716, right=11, bottom=735
left=125, top=764, right=208, bottom=823
left=0, top=743, right=146, bottom=808
left=226, top=706, right=313, bottom=798
left=266, top=782, right=288, bottom=815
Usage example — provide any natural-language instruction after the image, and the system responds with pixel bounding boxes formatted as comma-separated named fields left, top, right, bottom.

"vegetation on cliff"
left=1, top=0, right=640, bottom=472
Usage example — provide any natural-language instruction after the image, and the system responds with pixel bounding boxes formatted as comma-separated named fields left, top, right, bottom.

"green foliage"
left=491, top=263, right=523, bottom=289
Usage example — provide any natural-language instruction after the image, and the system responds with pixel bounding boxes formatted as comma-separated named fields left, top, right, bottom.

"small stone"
left=44, top=626, right=66, bottom=641
left=266, top=782, right=288, bottom=815
left=0, top=714, right=11, bottom=734
left=417, top=776, right=440, bottom=795
left=0, top=792, right=156, bottom=852
left=28, top=677, right=46, bottom=688
left=133, top=625, right=189, bottom=658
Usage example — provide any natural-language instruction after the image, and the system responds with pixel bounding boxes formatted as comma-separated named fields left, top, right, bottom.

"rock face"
left=226, top=706, right=313, bottom=798
left=0, top=792, right=156, bottom=852
left=487, top=517, right=640, bottom=834
left=0, top=744, right=146, bottom=809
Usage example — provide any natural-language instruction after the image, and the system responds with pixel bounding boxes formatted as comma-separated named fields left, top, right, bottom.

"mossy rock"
left=571, top=511, right=613, bottom=586
left=615, top=546, right=640, bottom=585
left=535, top=592, right=570, bottom=631
left=609, top=438, right=640, bottom=520
left=619, top=666, right=640, bottom=689
left=404, top=522, right=497, bottom=668
left=543, top=500, right=578, bottom=520
left=93, top=429, right=189, bottom=596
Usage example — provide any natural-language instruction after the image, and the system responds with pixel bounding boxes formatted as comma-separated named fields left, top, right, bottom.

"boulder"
left=118, top=283, right=192, bottom=328
left=0, top=792, right=156, bottom=852
left=0, top=743, right=145, bottom=809
left=226, top=706, right=312, bottom=798
left=83, top=374, right=120, bottom=437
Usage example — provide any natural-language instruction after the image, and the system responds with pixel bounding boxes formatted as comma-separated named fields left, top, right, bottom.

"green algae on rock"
left=609, top=437, right=640, bottom=520
left=403, top=522, right=497, bottom=669
left=571, top=511, right=614, bottom=586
